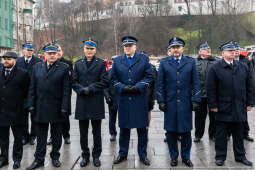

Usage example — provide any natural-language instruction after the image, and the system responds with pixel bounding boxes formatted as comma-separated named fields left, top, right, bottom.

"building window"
left=0, top=0, right=2, bottom=9
left=0, top=17, right=2, bottom=29
left=5, top=18, right=8, bottom=30
left=5, top=0, right=7, bottom=10
left=178, top=6, right=182, bottom=11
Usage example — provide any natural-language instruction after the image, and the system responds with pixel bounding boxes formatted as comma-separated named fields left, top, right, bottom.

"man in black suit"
left=26, top=43, right=70, bottom=170
left=47, top=44, right=73, bottom=145
left=207, top=41, right=254, bottom=166
left=72, top=39, right=108, bottom=167
left=0, top=52, right=30, bottom=169
left=16, top=42, right=42, bottom=145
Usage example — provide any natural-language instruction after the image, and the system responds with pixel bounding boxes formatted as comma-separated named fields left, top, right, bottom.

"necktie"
left=25, top=59, right=29, bottom=64
left=47, top=64, right=52, bottom=71
left=230, top=63, right=233, bottom=69
left=5, top=69, right=10, bottom=77
left=176, top=59, right=180, bottom=66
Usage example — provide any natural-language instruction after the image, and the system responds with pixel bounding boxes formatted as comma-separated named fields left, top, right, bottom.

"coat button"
left=128, top=79, right=131, bottom=81
left=177, top=81, right=180, bottom=84
left=177, top=72, right=180, bottom=75
left=129, top=97, right=132, bottom=100
left=177, top=90, right=180, bottom=93
left=129, top=70, right=131, bottom=72
left=177, top=99, right=180, bottom=102
left=3, top=86, right=6, bottom=89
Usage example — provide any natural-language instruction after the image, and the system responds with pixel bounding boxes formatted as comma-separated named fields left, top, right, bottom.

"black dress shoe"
left=47, top=138, right=52, bottom=145
left=26, top=160, right=44, bottom=170
left=193, top=137, right=201, bottom=143
left=22, top=138, right=29, bottom=145
left=93, top=158, right=101, bottom=167
left=13, top=161, right=21, bottom=169
left=164, top=138, right=167, bottom=143
left=64, top=137, right=71, bottom=144
left=114, top=155, right=127, bottom=164
left=244, top=136, right=254, bottom=142
left=236, top=158, right=253, bottom=166
left=110, top=135, right=116, bottom=142
left=209, top=136, right=215, bottom=142
left=170, top=159, right=178, bottom=167
left=177, top=136, right=182, bottom=141
left=215, top=160, right=224, bottom=166
left=52, top=159, right=61, bottom=167
left=182, top=159, right=193, bottom=167
left=30, top=136, right=36, bottom=145
left=0, top=159, right=8, bottom=168
left=140, top=157, right=150, bottom=166
left=80, top=158, right=89, bottom=167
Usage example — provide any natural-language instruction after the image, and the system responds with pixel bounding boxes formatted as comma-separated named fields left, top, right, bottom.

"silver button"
left=128, top=79, right=131, bottom=81
left=129, top=70, right=131, bottom=72
left=177, top=72, right=180, bottom=74
left=177, top=90, right=180, bottom=93
left=177, top=100, right=180, bottom=102
left=129, top=97, right=132, bottom=100
left=177, top=81, right=180, bottom=84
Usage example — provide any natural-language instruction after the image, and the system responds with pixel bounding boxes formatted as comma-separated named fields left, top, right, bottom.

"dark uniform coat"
left=16, top=55, right=42, bottom=108
left=157, top=55, right=201, bottom=132
left=111, top=52, right=153, bottom=128
left=59, top=57, right=73, bottom=115
left=104, top=69, right=118, bottom=111
left=0, top=66, right=29, bottom=126
left=72, top=56, right=108, bottom=120
left=28, top=61, right=70, bottom=123
left=207, top=59, right=254, bottom=122
left=196, top=56, right=217, bottom=98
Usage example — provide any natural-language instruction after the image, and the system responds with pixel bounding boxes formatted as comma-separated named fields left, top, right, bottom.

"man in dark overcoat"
left=47, top=43, right=73, bottom=145
left=0, top=52, right=29, bottom=169
left=157, top=37, right=201, bottom=167
left=233, top=41, right=254, bottom=142
left=26, top=43, right=70, bottom=170
left=16, top=42, right=42, bottom=145
left=207, top=41, right=254, bottom=166
left=104, top=67, right=118, bottom=142
left=112, top=36, right=153, bottom=166
left=194, top=42, right=218, bottom=142
left=72, top=39, right=108, bottom=167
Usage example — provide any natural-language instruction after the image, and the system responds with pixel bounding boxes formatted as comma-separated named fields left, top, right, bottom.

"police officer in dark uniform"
left=233, top=42, right=254, bottom=142
left=16, top=42, right=42, bottom=145
left=157, top=37, right=201, bottom=167
left=194, top=42, right=218, bottom=142
left=104, top=66, right=118, bottom=142
left=112, top=36, right=153, bottom=166
left=47, top=43, right=73, bottom=145
left=0, top=52, right=30, bottom=169
left=207, top=41, right=254, bottom=166
left=26, top=43, right=70, bottom=170
left=72, top=39, right=108, bottom=167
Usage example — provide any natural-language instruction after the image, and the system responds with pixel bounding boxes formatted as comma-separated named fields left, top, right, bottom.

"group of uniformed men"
left=0, top=35, right=254, bottom=169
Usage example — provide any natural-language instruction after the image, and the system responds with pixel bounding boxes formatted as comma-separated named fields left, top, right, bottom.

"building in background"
left=13, top=0, right=35, bottom=55
left=0, top=0, right=35, bottom=56
left=0, top=0, right=14, bottom=55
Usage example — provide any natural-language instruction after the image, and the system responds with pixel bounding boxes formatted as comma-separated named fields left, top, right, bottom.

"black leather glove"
left=122, top=85, right=132, bottom=94
left=81, top=87, right=91, bottom=96
left=129, top=86, right=140, bottom=94
left=192, top=102, right=200, bottom=111
left=61, top=109, right=68, bottom=118
left=159, top=102, right=167, bottom=112
left=106, top=97, right=112, bottom=105
left=28, top=107, right=35, bottom=115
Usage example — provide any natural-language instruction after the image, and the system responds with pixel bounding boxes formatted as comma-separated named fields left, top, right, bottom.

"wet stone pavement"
left=2, top=93, right=255, bottom=170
